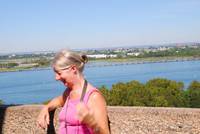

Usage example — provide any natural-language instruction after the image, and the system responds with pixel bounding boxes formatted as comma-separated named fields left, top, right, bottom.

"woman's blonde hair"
left=52, top=49, right=88, bottom=72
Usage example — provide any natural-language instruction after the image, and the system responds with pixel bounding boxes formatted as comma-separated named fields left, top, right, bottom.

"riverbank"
left=0, top=66, right=50, bottom=73
left=1, top=56, right=200, bottom=72
left=91, top=56, right=200, bottom=62
left=87, top=56, right=200, bottom=67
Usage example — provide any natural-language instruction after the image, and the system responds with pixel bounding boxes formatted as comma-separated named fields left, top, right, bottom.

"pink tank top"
left=59, top=88, right=99, bottom=134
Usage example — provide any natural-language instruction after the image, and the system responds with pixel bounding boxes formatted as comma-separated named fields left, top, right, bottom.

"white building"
left=87, top=54, right=117, bottom=58
left=127, top=52, right=140, bottom=56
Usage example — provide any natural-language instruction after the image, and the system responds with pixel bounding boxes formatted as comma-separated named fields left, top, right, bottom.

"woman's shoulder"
left=87, top=87, right=105, bottom=102
left=83, top=84, right=101, bottom=102
left=87, top=88, right=107, bottom=110
left=86, top=86, right=100, bottom=97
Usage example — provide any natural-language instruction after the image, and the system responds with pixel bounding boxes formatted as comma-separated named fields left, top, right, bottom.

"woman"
left=37, top=49, right=110, bottom=134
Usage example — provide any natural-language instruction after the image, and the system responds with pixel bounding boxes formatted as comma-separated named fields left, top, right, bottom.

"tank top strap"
left=83, top=88, right=99, bottom=103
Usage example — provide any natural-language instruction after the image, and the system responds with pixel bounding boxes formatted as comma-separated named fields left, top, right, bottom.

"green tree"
left=187, top=81, right=200, bottom=108
left=108, top=80, right=147, bottom=106
left=145, top=78, right=187, bottom=107
left=126, top=81, right=149, bottom=106
left=188, top=81, right=200, bottom=91
left=36, top=58, right=50, bottom=66
left=109, top=82, right=127, bottom=105
left=146, top=86, right=169, bottom=107
left=98, top=79, right=200, bottom=108
left=99, top=85, right=111, bottom=104
left=0, top=62, right=18, bottom=68
left=0, top=99, right=3, bottom=105
left=150, top=96, right=168, bottom=107
left=7, top=62, right=19, bottom=68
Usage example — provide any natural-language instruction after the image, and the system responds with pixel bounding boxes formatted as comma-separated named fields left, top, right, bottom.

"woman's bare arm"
left=37, top=89, right=68, bottom=129
left=88, top=92, right=110, bottom=134
left=45, top=88, right=68, bottom=110
left=76, top=91, right=110, bottom=134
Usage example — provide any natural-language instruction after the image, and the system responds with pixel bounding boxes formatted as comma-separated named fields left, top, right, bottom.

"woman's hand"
left=37, top=106, right=50, bottom=130
left=77, top=91, right=110, bottom=134
left=76, top=102, right=97, bottom=129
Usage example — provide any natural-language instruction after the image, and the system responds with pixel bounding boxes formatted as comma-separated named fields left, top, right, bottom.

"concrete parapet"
left=0, top=105, right=200, bottom=134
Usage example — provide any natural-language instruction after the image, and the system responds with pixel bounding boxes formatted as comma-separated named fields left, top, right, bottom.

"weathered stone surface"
left=108, top=106, right=200, bottom=134
left=0, top=105, right=200, bottom=134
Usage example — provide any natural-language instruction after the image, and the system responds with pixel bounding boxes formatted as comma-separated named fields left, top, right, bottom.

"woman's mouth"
left=61, top=79, right=68, bottom=86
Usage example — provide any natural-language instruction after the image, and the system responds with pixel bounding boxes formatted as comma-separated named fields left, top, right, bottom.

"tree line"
left=99, top=78, right=200, bottom=108
left=138, top=47, right=200, bottom=58
left=0, top=78, right=199, bottom=107
left=0, top=58, right=50, bottom=69
left=0, top=62, right=19, bottom=68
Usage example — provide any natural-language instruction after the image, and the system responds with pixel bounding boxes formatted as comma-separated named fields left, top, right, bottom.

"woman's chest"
left=59, top=100, right=80, bottom=125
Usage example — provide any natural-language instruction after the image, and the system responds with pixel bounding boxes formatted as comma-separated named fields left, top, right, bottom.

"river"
left=0, top=60, right=199, bottom=104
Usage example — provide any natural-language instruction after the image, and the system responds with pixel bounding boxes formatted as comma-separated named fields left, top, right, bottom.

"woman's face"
left=54, top=66, right=74, bottom=87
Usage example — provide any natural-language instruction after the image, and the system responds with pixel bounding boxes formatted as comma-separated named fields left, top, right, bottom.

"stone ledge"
left=0, top=105, right=200, bottom=134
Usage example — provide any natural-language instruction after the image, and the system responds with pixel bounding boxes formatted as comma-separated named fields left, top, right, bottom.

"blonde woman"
left=37, top=49, right=110, bottom=134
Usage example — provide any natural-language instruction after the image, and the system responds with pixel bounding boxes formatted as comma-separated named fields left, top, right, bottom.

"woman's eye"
left=56, top=71, right=61, bottom=75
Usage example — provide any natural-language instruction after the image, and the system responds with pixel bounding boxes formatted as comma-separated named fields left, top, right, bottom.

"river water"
left=0, top=60, right=199, bottom=104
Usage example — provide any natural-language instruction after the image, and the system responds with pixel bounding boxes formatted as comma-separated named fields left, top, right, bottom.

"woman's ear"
left=71, top=65, right=78, bottom=73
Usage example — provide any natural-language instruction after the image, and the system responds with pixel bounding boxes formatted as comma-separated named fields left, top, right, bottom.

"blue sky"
left=0, top=0, right=200, bottom=53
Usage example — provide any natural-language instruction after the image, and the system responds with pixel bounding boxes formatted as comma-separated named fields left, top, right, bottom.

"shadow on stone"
left=0, top=105, right=6, bottom=134
left=108, top=115, right=111, bottom=133
left=0, top=105, right=21, bottom=134
left=47, top=110, right=56, bottom=134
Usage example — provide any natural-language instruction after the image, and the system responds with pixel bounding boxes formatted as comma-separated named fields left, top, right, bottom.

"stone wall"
left=0, top=105, right=200, bottom=134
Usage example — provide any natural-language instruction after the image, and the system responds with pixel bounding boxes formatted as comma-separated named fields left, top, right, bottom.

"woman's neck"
left=69, top=74, right=86, bottom=99
left=72, top=74, right=85, bottom=89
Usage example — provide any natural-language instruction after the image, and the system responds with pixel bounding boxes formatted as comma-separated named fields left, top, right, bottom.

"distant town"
left=0, top=42, right=200, bottom=72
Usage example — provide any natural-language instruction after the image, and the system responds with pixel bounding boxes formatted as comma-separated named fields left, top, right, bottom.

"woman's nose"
left=55, top=74, right=61, bottom=80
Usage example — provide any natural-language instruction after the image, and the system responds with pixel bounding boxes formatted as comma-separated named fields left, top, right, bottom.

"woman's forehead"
left=53, top=65, right=71, bottom=72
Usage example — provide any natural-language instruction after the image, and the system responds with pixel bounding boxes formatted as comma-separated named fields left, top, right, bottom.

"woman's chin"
left=63, top=82, right=68, bottom=87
